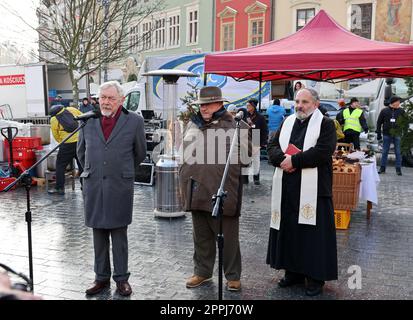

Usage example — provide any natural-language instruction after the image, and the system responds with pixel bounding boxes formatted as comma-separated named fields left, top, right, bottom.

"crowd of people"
left=4, top=80, right=405, bottom=300
left=175, top=86, right=339, bottom=296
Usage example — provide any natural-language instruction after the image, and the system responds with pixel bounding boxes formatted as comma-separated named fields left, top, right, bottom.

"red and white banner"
left=0, top=74, right=25, bottom=86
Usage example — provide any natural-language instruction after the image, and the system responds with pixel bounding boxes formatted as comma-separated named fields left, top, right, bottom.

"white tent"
left=303, top=80, right=342, bottom=99
left=344, top=79, right=381, bottom=98
left=319, top=82, right=342, bottom=98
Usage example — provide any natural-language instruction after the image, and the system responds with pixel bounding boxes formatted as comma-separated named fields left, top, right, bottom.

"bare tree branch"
left=4, top=0, right=165, bottom=101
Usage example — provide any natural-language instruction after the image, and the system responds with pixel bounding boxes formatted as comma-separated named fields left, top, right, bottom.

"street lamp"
left=143, top=69, right=198, bottom=218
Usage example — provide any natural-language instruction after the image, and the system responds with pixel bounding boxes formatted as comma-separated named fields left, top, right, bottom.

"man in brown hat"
left=179, top=86, right=250, bottom=292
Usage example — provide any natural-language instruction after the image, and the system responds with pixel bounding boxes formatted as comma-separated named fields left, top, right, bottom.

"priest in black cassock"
left=266, top=88, right=337, bottom=297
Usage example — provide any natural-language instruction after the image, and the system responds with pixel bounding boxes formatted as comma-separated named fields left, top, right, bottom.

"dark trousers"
left=92, top=227, right=130, bottom=282
left=344, top=130, right=361, bottom=150
left=381, top=135, right=402, bottom=169
left=191, top=211, right=241, bottom=281
left=55, top=142, right=82, bottom=189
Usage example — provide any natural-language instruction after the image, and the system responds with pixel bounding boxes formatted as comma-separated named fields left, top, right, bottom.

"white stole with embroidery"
left=270, top=108, right=323, bottom=230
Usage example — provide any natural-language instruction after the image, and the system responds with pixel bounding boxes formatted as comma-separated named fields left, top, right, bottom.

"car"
left=277, top=99, right=342, bottom=119
left=319, top=99, right=341, bottom=119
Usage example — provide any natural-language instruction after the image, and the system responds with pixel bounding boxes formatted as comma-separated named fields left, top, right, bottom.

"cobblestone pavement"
left=0, top=161, right=412, bottom=300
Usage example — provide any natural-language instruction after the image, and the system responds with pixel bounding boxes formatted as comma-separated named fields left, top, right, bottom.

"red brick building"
left=215, top=0, right=272, bottom=51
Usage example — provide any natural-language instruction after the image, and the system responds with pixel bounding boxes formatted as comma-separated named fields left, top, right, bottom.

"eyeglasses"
left=100, top=95, right=118, bottom=102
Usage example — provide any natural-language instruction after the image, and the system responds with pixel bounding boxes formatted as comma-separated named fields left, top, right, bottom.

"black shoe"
left=278, top=272, right=305, bottom=288
left=378, top=167, right=386, bottom=174
left=253, top=174, right=260, bottom=185
left=305, top=278, right=324, bottom=296
left=396, top=168, right=402, bottom=176
left=242, top=176, right=249, bottom=184
left=48, top=188, right=65, bottom=195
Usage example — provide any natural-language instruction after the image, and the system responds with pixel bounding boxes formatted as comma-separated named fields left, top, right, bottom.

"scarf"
left=101, top=106, right=122, bottom=140
left=270, top=108, right=323, bottom=230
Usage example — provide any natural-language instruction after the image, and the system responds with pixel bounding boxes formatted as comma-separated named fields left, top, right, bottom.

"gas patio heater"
left=143, top=69, right=197, bottom=218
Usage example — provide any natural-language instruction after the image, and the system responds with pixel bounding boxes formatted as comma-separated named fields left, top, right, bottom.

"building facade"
left=273, top=0, right=413, bottom=44
left=106, top=0, right=215, bottom=82
left=215, top=0, right=273, bottom=51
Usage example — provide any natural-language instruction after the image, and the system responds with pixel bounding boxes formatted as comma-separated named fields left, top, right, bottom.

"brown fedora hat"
left=191, top=86, right=229, bottom=105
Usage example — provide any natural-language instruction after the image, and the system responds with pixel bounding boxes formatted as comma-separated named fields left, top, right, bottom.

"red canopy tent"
left=204, top=10, right=413, bottom=82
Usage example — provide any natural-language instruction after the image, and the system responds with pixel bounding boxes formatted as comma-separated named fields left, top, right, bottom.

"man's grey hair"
left=298, top=88, right=320, bottom=102
left=100, top=81, right=124, bottom=97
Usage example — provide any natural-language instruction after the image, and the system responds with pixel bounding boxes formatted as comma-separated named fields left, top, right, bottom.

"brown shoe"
left=186, top=275, right=212, bottom=288
left=116, top=280, right=132, bottom=296
left=226, top=280, right=241, bottom=291
left=85, top=280, right=110, bottom=295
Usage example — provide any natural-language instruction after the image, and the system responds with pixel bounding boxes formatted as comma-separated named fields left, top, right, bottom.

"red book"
left=285, top=143, right=301, bottom=156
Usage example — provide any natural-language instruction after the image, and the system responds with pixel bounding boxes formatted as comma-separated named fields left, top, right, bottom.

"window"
left=392, top=79, right=408, bottom=99
left=129, top=26, right=139, bottom=53
left=154, top=17, right=165, bottom=49
left=142, top=21, right=152, bottom=51
left=350, top=3, right=372, bottom=39
left=296, top=8, right=315, bottom=31
left=124, top=91, right=141, bottom=111
left=250, top=19, right=264, bottom=46
left=319, top=103, right=338, bottom=112
left=168, top=14, right=180, bottom=47
left=222, top=22, right=234, bottom=51
left=187, top=7, right=199, bottom=45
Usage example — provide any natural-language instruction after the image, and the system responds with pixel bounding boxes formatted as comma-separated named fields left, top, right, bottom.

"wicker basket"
left=332, top=164, right=361, bottom=210
left=335, top=210, right=351, bottom=229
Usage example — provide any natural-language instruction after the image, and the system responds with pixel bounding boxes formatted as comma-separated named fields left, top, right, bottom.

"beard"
left=295, top=108, right=314, bottom=120
left=100, top=105, right=113, bottom=117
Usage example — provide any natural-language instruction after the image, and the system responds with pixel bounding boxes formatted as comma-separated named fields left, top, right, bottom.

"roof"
left=205, top=10, right=413, bottom=82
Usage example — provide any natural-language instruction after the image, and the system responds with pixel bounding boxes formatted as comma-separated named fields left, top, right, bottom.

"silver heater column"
left=143, top=70, right=197, bottom=218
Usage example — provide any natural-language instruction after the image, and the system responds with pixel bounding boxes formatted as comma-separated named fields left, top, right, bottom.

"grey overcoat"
left=77, top=109, right=146, bottom=229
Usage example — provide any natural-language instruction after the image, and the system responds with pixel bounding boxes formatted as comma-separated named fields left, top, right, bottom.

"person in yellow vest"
left=49, top=104, right=83, bottom=195
left=336, top=97, right=368, bottom=150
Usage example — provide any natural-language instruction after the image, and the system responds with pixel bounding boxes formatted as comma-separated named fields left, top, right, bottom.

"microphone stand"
left=211, top=117, right=242, bottom=301
left=1, top=118, right=92, bottom=293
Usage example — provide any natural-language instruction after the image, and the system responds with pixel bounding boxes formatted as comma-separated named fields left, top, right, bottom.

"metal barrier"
left=14, top=117, right=51, bottom=125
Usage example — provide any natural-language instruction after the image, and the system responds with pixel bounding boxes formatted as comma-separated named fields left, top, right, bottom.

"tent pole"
left=258, top=72, right=262, bottom=112
left=203, top=73, right=208, bottom=86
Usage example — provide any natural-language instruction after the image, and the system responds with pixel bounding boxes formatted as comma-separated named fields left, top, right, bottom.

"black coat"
left=266, top=115, right=338, bottom=281
left=250, top=111, right=268, bottom=146
left=376, top=106, right=406, bottom=137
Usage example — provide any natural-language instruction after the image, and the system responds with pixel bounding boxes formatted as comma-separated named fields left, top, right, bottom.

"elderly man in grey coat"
left=77, top=81, right=146, bottom=296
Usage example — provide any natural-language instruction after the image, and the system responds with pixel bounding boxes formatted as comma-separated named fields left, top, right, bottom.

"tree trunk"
left=72, top=81, right=79, bottom=106
left=68, top=69, right=79, bottom=106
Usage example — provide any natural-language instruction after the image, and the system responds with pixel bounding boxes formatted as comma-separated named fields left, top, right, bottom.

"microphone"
left=234, top=110, right=244, bottom=121
left=74, top=109, right=102, bottom=121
